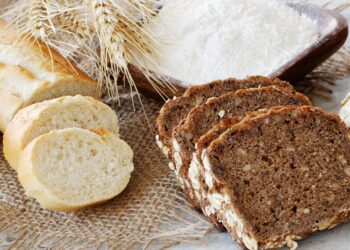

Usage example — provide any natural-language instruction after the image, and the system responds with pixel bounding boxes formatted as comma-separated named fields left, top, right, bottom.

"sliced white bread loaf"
left=18, top=127, right=134, bottom=212
left=4, top=95, right=119, bottom=171
left=0, top=20, right=99, bottom=132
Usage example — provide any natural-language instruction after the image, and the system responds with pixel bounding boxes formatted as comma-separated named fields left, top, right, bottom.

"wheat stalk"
left=50, top=2, right=97, bottom=59
left=90, top=0, right=127, bottom=98
left=51, top=4, right=103, bottom=81
left=29, top=0, right=50, bottom=39
left=2, top=0, right=173, bottom=101
left=53, top=7, right=91, bottom=42
left=16, top=0, right=56, bottom=47
left=89, top=0, right=172, bottom=101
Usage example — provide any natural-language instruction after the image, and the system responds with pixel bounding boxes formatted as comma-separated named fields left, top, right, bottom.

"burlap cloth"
left=0, top=93, right=214, bottom=249
left=0, top=1, right=349, bottom=250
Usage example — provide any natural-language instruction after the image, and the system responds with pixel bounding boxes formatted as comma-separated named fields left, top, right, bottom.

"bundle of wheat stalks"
left=1, top=0, right=170, bottom=99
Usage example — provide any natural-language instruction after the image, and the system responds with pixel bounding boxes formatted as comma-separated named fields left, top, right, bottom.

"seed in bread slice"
left=172, top=86, right=311, bottom=209
left=156, top=77, right=293, bottom=156
left=202, top=106, right=350, bottom=250
left=18, top=127, right=134, bottom=212
left=3, top=95, right=119, bottom=171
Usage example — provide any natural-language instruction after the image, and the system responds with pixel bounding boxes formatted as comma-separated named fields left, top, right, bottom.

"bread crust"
left=17, top=128, right=133, bottom=212
left=0, top=19, right=95, bottom=84
left=156, top=76, right=293, bottom=156
left=0, top=90, right=23, bottom=132
left=3, top=95, right=119, bottom=171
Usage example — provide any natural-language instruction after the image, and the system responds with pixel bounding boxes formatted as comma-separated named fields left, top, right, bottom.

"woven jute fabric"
left=0, top=95, right=212, bottom=249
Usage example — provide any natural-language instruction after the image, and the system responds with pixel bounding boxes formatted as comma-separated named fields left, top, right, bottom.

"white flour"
left=142, top=0, right=319, bottom=86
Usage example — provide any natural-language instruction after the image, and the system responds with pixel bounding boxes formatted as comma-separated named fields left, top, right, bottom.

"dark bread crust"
left=206, top=106, right=350, bottom=249
left=172, top=87, right=311, bottom=210
left=156, top=76, right=293, bottom=154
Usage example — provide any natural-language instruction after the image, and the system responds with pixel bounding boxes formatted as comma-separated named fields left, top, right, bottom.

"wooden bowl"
left=130, top=2, right=349, bottom=99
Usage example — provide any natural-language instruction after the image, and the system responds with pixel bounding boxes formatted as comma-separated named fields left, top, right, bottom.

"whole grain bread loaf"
left=172, top=86, right=311, bottom=209
left=156, top=77, right=292, bottom=156
left=202, top=106, right=350, bottom=250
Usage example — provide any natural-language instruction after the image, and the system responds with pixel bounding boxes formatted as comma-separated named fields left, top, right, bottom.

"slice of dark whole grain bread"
left=193, top=108, right=287, bottom=206
left=191, top=117, right=240, bottom=199
left=202, top=106, right=350, bottom=250
left=156, top=76, right=293, bottom=157
left=190, top=116, right=241, bottom=230
left=172, top=86, right=311, bottom=210
left=191, top=108, right=289, bottom=233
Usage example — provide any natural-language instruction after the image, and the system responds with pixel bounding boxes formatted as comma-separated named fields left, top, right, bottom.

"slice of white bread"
left=3, top=95, right=119, bottom=171
left=17, top=127, right=134, bottom=212
left=0, top=20, right=99, bottom=132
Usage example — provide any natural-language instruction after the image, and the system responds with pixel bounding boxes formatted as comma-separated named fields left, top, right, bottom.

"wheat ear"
left=21, top=0, right=55, bottom=46
left=50, top=3, right=101, bottom=79
left=90, top=0, right=174, bottom=100
left=4, top=0, right=175, bottom=100
left=90, top=0, right=126, bottom=98
left=50, top=2, right=96, bottom=58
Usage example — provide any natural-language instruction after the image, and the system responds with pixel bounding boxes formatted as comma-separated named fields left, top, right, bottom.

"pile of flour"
left=141, top=0, right=319, bottom=86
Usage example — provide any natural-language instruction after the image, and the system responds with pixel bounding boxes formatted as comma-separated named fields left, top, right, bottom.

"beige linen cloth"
left=0, top=1, right=349, bottom=250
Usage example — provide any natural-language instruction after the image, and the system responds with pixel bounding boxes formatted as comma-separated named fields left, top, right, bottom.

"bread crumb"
left=162, top=146, right=170, bottom=156
left=291, top=111, right=299, bottom=118
left=168, top=162, right=175, bottom=171
left=243, top=164, right=252, bottom=172
left=303, top=208, right=310, bottom=214
left=218, top=110, right=225, bottom=118
left=194, top=96, right=204, bottom=105
left=184, top=131, right=193, bottom=141
left=318, top=220, right=333, bottom=230
left=286, top=147, right=295, bottom=152
left=237, top=148, right=248, bottom=156
left=286, top=236, right=298, bottom=250
left=338, top=155, right=347, bottom=164
left=274, top=116, right=282, bottom=122
left=345, top=167, right=350, bottom=176
left=300, top=166, right=309, bottom=172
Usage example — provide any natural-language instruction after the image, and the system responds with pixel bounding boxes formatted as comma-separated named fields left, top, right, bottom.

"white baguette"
left=4, top=95, right=119, bottom=171
left=0, top=20, right=99, bottom=132
left=18, top=127, right=134, bottom=212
